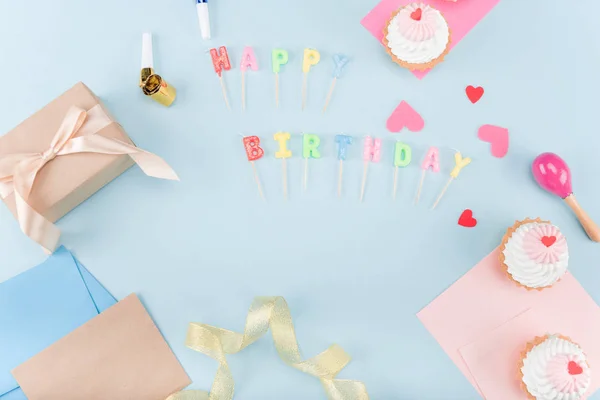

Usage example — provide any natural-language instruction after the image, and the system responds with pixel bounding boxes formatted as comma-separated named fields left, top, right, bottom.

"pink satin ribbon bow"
left=0, top=105, right=179, bottom=252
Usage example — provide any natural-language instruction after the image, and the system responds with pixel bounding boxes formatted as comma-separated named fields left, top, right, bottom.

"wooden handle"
left=564, top=194, right=600, bottom=242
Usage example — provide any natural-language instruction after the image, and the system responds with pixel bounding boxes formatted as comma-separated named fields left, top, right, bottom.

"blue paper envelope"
left=0, top=246, right=116, bottom=399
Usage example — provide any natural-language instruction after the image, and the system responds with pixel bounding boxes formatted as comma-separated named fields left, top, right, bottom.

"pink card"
left=360, top=0, right=503, bottom=78
left=459, top=308, right=597, bottom=399
left=417, top=248, right=600, bottom=397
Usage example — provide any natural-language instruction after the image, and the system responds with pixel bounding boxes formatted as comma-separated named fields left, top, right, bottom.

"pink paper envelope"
left=361, top=0, right=502, bottom=78
left=417, top=247, right=600, bottom=396
left=459, top=308, right=598, bottom=400
left=12, top=294, right=191, bottom=400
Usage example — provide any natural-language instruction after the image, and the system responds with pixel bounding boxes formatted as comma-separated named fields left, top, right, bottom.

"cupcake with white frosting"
left=519, top=335, right=591, bottom=400
left=500, top=218, right=569, bottom=290
left=383, top=3, right=451, bottom=71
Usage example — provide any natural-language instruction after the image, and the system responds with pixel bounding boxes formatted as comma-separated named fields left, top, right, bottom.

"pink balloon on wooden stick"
left=532, top=152, right=600, bottom=242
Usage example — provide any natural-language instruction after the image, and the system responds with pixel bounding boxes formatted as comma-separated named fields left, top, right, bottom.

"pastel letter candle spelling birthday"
left=273, top=132, right=292, bottom=159
left=302, top=134, right=321, bottom=159
left=302, top=49, right=321, bottom=73
left=392, top=142, right=412, bottom=201
left=363, top=136, right=382, bottom=163
left=332, top=54, right=349, bottom=79
left=421, top=147, right=440, bottom=172
left=431, top=152, right=471, bottom=210
left=360, top=136, right=382, bottom=202
left=335, top=135, right=352, bottom=161
left=240, top=46, right=258, bottom=71
left=415, top=146, right=440, bottom=204
left=243, top=136, right=264, bottom=161
left=210, top=46, right=231, bottom=77
left=450, top=152, right=471, bottom=178
left=394, top=142, right=412, bottom=167
left=272, top=49, right=288, bottom=73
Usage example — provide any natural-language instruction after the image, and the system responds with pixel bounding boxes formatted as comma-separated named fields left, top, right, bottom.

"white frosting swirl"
left=503, top=222, right=568, bottom=289
left=522, top=336, right=591, bottom=400
left=385, top=3, right=450, bottom=64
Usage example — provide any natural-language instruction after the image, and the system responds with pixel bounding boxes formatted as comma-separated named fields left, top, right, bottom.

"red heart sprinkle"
left=568, top=361, right=583, bottom=375
left=541, top=236, right=556, bottom=247
left=458, top=209, right=477, bottom=228
left=466, top=86, right=484, bottom=104
left=410, top=8, right=422, bottom=21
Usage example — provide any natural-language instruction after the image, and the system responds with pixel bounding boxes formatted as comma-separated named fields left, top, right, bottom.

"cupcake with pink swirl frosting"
left=383, top=3, right=451, bottom=70
left=499, top=218, right=569, bottom=290
left=519, top=335, right=591, bottom=400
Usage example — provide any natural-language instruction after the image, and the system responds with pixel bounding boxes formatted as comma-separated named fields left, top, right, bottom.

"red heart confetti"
left=458, top=209, right=477, bottom=228
left=466, top=86, right=484, bottom=104
left=541, top=236, right=556, bottom=247
left=410, top=8, right=422, bottom=21
left=568, top=361, right=583, bottom=375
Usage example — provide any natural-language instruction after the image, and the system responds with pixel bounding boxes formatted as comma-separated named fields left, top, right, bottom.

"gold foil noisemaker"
left=139, top=32, right=176, bottom=107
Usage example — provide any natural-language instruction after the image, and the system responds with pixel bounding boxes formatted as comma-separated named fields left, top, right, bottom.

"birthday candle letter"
left=421, top=147, right=440, bottom=172
left=332, top=54, right=349, bottom=79
left=360, top=136, right=382, bottom=202
left=302, top=134, right=321, bottom=159
left=272, top=49, right=288, bottom=107
left=302, top=49, right=320, bottom=73
left=210, top=46, right=231, bottom=77
left=243, top=136, right=264, bottom=161
left=363, top=137, right=382, bottom=163
left=272, top=49, right=289, bottom=73
left=241, top=46, right=258, bottom=71
left=274, top=132, right=292, bottom=158
left=450, top=152, right=471, bottom=178
left=335, top=135, right=352, bottom=160
left=394, top=142, right=412, bottom=167
left=335, top=135, right=352, bottom=197
left=274, top=132, right=291, bottom=199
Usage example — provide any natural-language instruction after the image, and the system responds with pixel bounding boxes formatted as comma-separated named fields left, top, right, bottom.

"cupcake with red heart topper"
left=499, top=218, right=569, bottom=290
left=383, top=3, right=451, bottom=71
left=519, top=335, right=591, bottom=400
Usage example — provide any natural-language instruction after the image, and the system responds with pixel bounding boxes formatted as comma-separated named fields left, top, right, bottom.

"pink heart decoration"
left=386, top=101, right=425, bottom=133
left=478, top=125, right=509, bottom=158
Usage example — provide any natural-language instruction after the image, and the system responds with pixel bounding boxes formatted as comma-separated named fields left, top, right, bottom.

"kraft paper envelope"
left=0, top=246, right=115, bottom=399
left=361, top=0, right=502, bottom=79
left=459, top=308, right=599, bottom=399
left=417, top=247, right=600, bottom=396
left=12, top=294, right=191, bottom=400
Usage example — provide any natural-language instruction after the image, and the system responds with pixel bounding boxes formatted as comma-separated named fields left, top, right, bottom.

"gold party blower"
left=139, top=33, right=176, bottom=107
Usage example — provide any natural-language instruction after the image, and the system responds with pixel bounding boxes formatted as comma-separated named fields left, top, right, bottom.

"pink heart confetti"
left=478, top=125, right=509, bottom=158
left=386, top=101, right=425, bottom=133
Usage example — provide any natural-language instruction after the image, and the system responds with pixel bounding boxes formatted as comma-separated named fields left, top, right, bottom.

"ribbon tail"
left=60, top=135, right=179, bottom=181
left=14, top=188, right=60, bottom=253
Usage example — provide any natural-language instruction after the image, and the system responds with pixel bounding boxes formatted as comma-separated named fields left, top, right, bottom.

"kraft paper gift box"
left=0, top=82, right=178, bottom=252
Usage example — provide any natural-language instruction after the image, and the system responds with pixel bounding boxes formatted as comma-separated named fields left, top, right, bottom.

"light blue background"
left=0, top=0, right=597, bottom=399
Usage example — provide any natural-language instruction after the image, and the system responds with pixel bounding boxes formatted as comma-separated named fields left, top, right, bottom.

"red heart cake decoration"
left=541, top=236, right=556, bottom=247
left=458, top=209, right=477, bottom=228
left=466, top=86, right=484, bottom=103
left=410, top=8, right=422, bottom=21
left=568, top=361, right=583, bottom=375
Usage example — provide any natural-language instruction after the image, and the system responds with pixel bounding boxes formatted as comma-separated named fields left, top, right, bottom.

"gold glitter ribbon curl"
left=167, top=296, right=369, bottom=400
